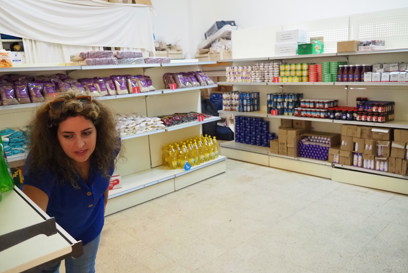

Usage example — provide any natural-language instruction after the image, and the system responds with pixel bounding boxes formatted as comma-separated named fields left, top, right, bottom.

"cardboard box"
left=270, top=139, right=279, bottom=154
left=376, top=141, right=391, bottom=157
left=391, top=141, right=406, bottom=159
left=337, top=40, right=360, bottom=53
left=341, top=125, right=361, bottom=137
left=280, top=119, right=293, bottom=128
left=372, top=72, right=381, bottom=82
left=375, top=157, right=388, bottom=172
left=279, top=142, right=287, bottom=155
left=276, top=29, right=307, bottom=43
left=371, top=128, right=392, bottom=141
left=395, top=158, right=403, bottom=174
left=363, top=139, right=377, bottom=156
left=363, top=154, right=375, bottom=169
left=388, top=157, right=396, bottom=173
left=394, top=129, right=408, bottom=142
left=361, top=126, right=372, bottom=139
left=133, top=0, right=152, bottom=5
left=341, top=136, right=354, bottom=151
left=329, top=148, right=340, bottom=163
left=293, top=120, right=312, bottom=129
left=340, top=150, right=353, bottom=165
left=278, top=129, right=288, bottom=144
left=287, top=147, right=297, bottom=157
left=275, top=42, right=298, bottom=56
left=402, top=160, right=408, bottom=176
left=353, top=137, right=365, bottom=153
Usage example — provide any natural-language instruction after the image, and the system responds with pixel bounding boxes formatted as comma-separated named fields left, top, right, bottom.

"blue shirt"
left=23, top=165, right=110, bottom=245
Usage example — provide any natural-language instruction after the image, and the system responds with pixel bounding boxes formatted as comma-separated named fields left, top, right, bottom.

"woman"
left=23, top=91, right=121, bottom=273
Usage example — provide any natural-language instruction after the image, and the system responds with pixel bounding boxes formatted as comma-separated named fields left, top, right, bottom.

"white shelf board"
left=217, top=81, right=267, bottom=86
left=267, top=115, right=333, bottom=123
left=219, top=110, right=267, bottom=118
left=96, top=90, right=163, bottom=101
left=334, top=82, right=408, bottom=87
left=332, top=119, right=408, bottom=129
left=162, top=84, right=218, bottom=94
left=269, top=53, right=339, bottom=60
left=269, top=153, right=332, bottom=166
left=0, top=65, right=81, bottom=72
left=276, top=82, right=335, bottom=86
left=161, top=61, right=216, bottom=67
left=220, top=141, right=270, bottom=155
left=108, top=156, right=227, bottom=198
left=175, top=155, right=227, bottom=177
left=7, top=153, right=28, bottom=163
left=333, top=164, right=408, bottom=180
left=0, top=102, right=42, bottom=111
left=81, top=63, right=160, bottom=70
left=337, top=48, right=408, bottom=56
left=220, top=57, right=269, bottom=62
left=165, top=116, right=221, bottom=132
left=121, top=129, right=166, bottom=140
left=108, top=167, right=178, bottom=198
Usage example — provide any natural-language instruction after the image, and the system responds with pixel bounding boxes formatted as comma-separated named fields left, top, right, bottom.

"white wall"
left=151, top=0, right=408, bottom=58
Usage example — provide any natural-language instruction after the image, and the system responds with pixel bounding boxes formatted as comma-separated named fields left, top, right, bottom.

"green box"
left=297, top=40, right=324, bottom=55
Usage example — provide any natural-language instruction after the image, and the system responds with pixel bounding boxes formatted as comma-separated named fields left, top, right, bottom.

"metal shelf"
left=81, top=63, right=160, bottom=70
left=267, top=115, right=333, bottom=123
left=165, top=116, right=221, bottom=132
left=220, top=141, right=270, bottom=155
left=161, top=84, right=218, bottom=94
left=161, top=61, right=217, bottom=67
left=0, top=65, right=81, bottom=72
left=217, top=81, right=268, bottom=86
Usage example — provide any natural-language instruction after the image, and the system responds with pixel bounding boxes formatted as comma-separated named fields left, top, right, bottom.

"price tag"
left=132, top=86, right=141, bottom=93
left=273, top=77, right=280, bottom=83
left=271, top=109, right=278, bottom=115
left=169, top=83, right=177, bottom=90
left=197, top=115, right=204, bottom=122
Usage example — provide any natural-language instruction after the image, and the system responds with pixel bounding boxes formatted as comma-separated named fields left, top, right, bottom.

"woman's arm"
left=22, top=185, right=49, bottom=212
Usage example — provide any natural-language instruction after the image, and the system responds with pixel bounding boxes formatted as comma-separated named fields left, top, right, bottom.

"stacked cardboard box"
left=333, top=125, right=408, bottom=175
left=270, top=119, right=311, bottom=157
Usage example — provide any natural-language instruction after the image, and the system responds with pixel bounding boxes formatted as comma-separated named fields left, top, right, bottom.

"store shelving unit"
left=0, top=61, right=226, bottom=215
left=218, top=48, right=408, bottom=194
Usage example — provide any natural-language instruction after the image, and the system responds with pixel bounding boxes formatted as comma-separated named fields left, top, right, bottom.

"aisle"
left=96, top=159, right=408, bottom=273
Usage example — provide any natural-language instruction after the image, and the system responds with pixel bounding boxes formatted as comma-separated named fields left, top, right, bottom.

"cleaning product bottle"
left=0, top=137, right=14, bottom=193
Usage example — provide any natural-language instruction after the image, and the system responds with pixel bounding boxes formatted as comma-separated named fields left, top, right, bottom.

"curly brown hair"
left=25, top=91, right=121, bottom=188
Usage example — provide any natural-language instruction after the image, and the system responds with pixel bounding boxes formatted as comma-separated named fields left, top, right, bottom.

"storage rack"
left=217, top=48, right=408, bottom=194
left=0, top=61, right=227, bottom=215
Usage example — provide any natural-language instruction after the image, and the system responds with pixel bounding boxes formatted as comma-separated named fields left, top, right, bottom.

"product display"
left=163, top=71, right=214, bottom=89
left=159, top=112, right=211, bottom=127
left=235, top=116, right=276, bottom=147
left=116, top=114, right=165, bottom=137
left=267, top=93, right=303, bottom=116
left=222, top=91, right=260, bottom=112
left=162, top=135, right=219, bottom=169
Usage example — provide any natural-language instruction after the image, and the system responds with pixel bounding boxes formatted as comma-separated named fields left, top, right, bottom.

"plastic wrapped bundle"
left=85, top=58, right=118, bottom=66
left=144, top=57, right=171, bottom=64
left=117, top=58, right=145, bottom=65
left=114, top=51, right=143, bottom=59
left=0, top=82, right=18, bottom=105
left=80, top=51, right=114, bottom=60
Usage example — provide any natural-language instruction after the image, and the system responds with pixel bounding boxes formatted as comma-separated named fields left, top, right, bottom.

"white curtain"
left=0, top=0, right=155, bottom=63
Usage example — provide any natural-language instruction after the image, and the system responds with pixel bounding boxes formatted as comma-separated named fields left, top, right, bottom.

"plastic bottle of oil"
left=213, top=136, right=219, bottom=158
left=168, top=145, right=178, bottom=169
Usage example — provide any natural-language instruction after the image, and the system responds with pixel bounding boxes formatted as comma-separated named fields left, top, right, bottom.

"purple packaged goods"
left=112, top=76, right=128, bottom=95
left=0, top=83, right=18, bottom=105
left=14, top=81, right=31, bottom=104
left=127, top=75, right=140, bottom=93
left=94, top=78, right=109, bottom=96
left=79, top=78, right=100, bottom=96
left=80, top=51, right=114, bottom=59
left=28, top=82, right=45, bottom=103
left=43, top=82, right=57, bottom=99
left=85, top=57, right=118, bottom=66
left=103, top=77, right=117, bottom=95
left=68, top=80, right=86, bottom=94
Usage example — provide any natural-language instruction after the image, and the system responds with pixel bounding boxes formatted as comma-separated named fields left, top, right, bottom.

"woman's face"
left=57, top=116, right=97, bottom=166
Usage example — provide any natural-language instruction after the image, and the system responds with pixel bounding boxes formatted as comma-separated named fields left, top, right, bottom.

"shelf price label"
left=169, top=83, right=177, bottom=90
left=197, top=115, right=205, bottom=122
left=132, top=86, right=141, bottom=93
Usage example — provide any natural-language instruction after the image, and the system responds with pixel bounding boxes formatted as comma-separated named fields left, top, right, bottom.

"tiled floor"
left=96, top=159, right=408, bottom=272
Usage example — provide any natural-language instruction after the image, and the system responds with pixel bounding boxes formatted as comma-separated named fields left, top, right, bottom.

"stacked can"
left=235, top=116, right=277, bottom=147
left=226, top=66, right=252, bottom=83
left=238, top=92, right=260, bottom=112
left=279, top=63, right=308, bottom=83
left=267, top=93, right=303, bottom=115
left=222, top=91, right=239, bottom=111
left=251, top=62, right=281, bottom=82
left=308, top=64, right=322, bottom=82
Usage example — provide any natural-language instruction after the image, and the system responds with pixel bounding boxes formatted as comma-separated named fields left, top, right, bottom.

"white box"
left=373, top=63, right=382, bottom=72
left=364, top=72, right=372, bottom=82
left=381, top=72, right=390, bottom=82
left=398, top=72, right=406, bottom=82
left=276, top=29, right=307, bottom=43
left=390, top=72, right=399, bottom=82
left=398, top=63, right=407, bottom=72
left=372, top=72, right=381, bottom=82
left=275, top=42, right=298, bottom=56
